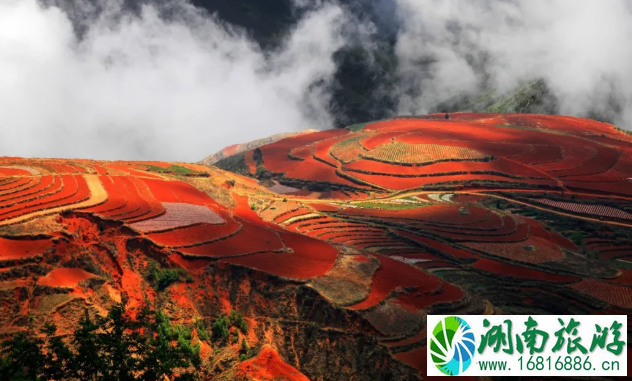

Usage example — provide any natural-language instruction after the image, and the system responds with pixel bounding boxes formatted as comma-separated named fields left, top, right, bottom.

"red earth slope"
left=243, top=113, right=632, bottom=198
left=1, top=113, right=632, bottom=380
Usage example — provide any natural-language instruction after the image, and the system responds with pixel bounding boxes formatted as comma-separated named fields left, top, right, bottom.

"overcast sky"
left=1, top=0, right=631, bottom=161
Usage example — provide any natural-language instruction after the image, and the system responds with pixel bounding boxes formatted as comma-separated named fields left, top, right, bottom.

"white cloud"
left=0, top=0, right=346, bottom=161
left=393, top=0, right=632, bottom=128
left=3, top=0, right=631, bottom=163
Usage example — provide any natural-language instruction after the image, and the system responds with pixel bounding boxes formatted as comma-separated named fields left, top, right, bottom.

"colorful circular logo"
left=430, top=316, right=476, bottom=376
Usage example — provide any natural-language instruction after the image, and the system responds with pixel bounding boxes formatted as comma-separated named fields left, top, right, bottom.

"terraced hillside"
left=1, top=113, right=632, bottom=380
left=200, top=130, right=318, bottom=167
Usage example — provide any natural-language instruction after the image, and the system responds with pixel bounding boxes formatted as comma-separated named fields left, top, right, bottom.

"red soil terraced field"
left=0, top=175, right=92, bottom=222
left=176, top=218, right=284, bottom=258
left=348, top=255, right=444, bottom=310
left=0, top=237, right=52, bottom=261
left=241, top=113, right=632, bottom=196
left=268, top=182, right=302, bottom=195
left=394, top=231, right=477, bottom=260
left=530, top=198, right=632, bottom=220
left=104, top=163, right=166, bottom=179
left=258, top=129, right=348, bottom=173
left=363, top=141, right=486, bottom=164
left=1, top=113, right=632, bottom=380
left=472, top=258, right=580, bottom=283
left=337, top=203, right=487, bottom=224
left=36, top=267, right=96, bottom=288
left=329, top=133, right=370, bottom=163
left=129, top=202, right=224, bottom=232
left=465, top=236, right=564, bottom=264
left=82, top=176, right=167, bottom=222
left=222, top=230, right=338, bottom=279
left=145, top=219, right=241, bottom=247
left=569, top=279, right=632, bottom=309
left=0, top=167, right=35, bottom=176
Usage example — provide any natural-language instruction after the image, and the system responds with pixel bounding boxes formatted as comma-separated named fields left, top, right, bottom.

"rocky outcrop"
left=198, top=263, right=421, bottom=381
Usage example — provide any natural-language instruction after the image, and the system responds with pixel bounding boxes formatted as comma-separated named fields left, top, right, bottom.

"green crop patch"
left=145, top=164, right=199, bottom=175
left=353, top=201, right=428, bottom=210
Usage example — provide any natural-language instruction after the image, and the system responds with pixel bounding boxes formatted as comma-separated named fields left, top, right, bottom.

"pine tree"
left=211, top=315, right=229, bottom=342
left=98, top=304, right=141, bottom=381
left=0, top=303, right=202, bottom=381
left=72, top=310, right=105, bottom=380
left=41, top=323, right=74, bottom=381
left=0, top=329, right=44, bottom=381
left=137, top=307, right=200, bottom=381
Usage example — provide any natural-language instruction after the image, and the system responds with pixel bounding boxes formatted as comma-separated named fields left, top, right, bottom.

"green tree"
left=0, top=330, right=45, bottom=381
left=195, top=318, right=210, bottom=342
left=211, top=315, right=229, bottom=342
left=146, top=261, right=189, bottom=291
left=0, top=304, right=201, bottom=381
left=98, top=304, right=143, bottom=381
left=229, top=310, right=248, bottom=334
left=72, top=311, right=105, bottom=380
left=241, top=338, right=249, bottom=355
left=41, top=323, right=74, bottom=381
left=137, top=308, right=200, bottom=381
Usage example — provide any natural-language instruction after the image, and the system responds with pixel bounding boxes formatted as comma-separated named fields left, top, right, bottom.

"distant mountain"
left=194, top=0, right=571, bottom=128
left=204, top=81, right=560, bottom=168
left=434, top=79, right=559, bottom=115
left=190, top=0, right=400, bottom=128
